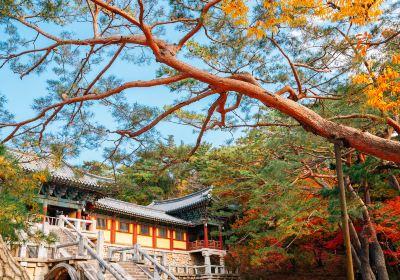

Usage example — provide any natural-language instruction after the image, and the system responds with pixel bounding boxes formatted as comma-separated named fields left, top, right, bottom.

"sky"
left=0, top=18, right=241, bottom=165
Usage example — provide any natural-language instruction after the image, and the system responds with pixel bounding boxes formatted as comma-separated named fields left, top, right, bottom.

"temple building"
left=8, top=149, right=235, bottom=280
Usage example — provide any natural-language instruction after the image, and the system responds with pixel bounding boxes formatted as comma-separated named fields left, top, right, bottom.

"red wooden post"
left=170, top=229, right=174, bottom=250
left=76, top=209, right=82, bottom=219
left=42, top=200, right=48, bottom=224
left=133, top=224, right=137, bottom=245
left=204, top=223, right=209, bottom=248
left=219, top=225, right=223, bottom=250
left=152, top=227, right=157, bottom=249
left=110, top=218, right=116, bottom=244
left=186, top=230, right=189, bottom=250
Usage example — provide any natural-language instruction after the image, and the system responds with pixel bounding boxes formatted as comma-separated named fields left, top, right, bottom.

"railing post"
left=121, top=251, right=127, bottom=261
left=161, top=251, right=167, bottom=266
left=58, top=215, right=65, bottom=227
left=74, top=219, right=81, bottom=231
left=37, top=244, right=47, bottom=258
left=78, top=235, right=86, bottom=256
left=53, top=246, right=59, bottom=259
left=108, top=247, right=113, bottom=260
left=96, top=230, right=105, bottom=258
left=19, top=244, right=27, bottom=258
left=219, top=253, right=226, bottom=274
left=42, top=220, right=49, bottom=235
left=202, top=250, right=212, bottom=275
left=154, top=266, right=161, bottom=280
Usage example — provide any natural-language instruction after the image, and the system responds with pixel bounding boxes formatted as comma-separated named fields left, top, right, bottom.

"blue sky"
left=0, top=21, right=241, bottom=164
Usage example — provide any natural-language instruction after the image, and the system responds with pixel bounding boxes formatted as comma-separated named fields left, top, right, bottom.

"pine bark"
left=345, top=177, right=389, bottom=280
left=0, top=236, right=30, bottom=280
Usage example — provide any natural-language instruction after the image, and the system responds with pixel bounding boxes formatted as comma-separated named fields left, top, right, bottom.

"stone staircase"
left=50, top=226, right=76, bottom=257
left=115, top=262, right=151, bottom=280
left=76, top=260, right=151, bottom=280
left=49, top=225, right=152, bottom=280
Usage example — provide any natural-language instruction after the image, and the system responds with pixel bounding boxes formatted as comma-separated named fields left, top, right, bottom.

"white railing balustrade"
left=108, top=245, right=178, bottom=280
left=45, top=216, right=60, bottom=226
left=57, top=215, right=129, bottom=280
left=167, top=265, right=226, bottom=275
left=59, top=216, right=96, bottom=232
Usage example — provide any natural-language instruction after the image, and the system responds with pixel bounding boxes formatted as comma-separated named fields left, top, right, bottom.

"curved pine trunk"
left=0, top=236, right=30, bottom=280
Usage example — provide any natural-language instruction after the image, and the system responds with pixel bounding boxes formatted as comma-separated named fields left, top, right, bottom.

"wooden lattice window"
left=140, top=225, right=150, bottom=235
left=158, top=227, right=167, bottom=238
left=97, top=218, right=107, bottom=229
left=119, top=222, right=130, bottom=233
left=175, top=230, right=184, bottom=241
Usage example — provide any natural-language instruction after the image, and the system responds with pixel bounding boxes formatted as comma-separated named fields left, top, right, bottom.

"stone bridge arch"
left=44, top=263, right=79, bottom=280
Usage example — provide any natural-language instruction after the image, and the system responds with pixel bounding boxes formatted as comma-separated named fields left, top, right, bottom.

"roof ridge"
left=96, top=197, right=192, bottom=226
left=61, top=160, right=115, bottom=182
left=103, top=197, right=167, bottom=213
left=8, top=148, right=114, bottom=183
left=150, top=187, right=211, bottom=205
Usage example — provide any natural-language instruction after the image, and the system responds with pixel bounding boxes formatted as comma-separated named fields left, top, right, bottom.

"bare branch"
left=1, top=74, right=190, bottom=143
left=177, top=0, right=222, bottom=51
left=116, top=90, right=216, bottom=138
left=188, top=96, right=221, bottom=158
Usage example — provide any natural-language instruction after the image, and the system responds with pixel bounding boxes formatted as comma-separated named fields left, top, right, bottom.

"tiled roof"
left=148, top=188, right=211, bottom=213
left=9, top=149, right=113, bottom=191
left=95, top=198, right=193, bottom=226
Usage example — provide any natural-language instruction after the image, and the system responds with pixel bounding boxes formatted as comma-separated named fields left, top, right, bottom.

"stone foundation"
left=15, top=258, right=50, bottom=280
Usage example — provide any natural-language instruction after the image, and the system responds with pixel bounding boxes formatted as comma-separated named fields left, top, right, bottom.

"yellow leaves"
left=221, top=0, right=385, bottom=38
left=353, top=59, right=400, bottom=113
left=392, top=54, right=400, bottom=65
left=221, top=0, right=248, bottom=25
left=32, top=172, right=48, bottom=183
left=328, top=0, right=383, bottom=25
left=355, top=32, right=371, bottom=58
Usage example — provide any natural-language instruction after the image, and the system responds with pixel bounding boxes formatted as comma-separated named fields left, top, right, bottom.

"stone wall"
left=15, top=258, right=50, bottom=280
left=0, top=237, right=31, bottom=280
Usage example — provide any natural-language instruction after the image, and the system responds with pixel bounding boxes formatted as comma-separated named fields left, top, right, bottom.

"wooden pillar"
left=204, top=223, right=208, bottom=248
left=76, top=209, right=82, bottom=219
left=110, top=218, right=116, bottom=244
left=133, top=224, right=137, bottom=245
left=42, top=200, right=48, bottom=224
left=218, top=225, right=223, bottom=250
left=169, top=229, right=174, bottom=250
left=152, top=227, right=157, bottom=249
left=76, top=209, right=82, bottom=230
left=88, top=215, right=96, bottom=232
left=186, top=230, right=189, bottom=250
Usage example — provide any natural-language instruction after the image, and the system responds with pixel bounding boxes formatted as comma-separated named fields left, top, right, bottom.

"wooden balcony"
left=189, top=240, right=222, bottom=250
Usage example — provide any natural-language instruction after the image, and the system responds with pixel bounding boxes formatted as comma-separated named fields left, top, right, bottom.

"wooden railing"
left=189, top=240, right=221, bottom=250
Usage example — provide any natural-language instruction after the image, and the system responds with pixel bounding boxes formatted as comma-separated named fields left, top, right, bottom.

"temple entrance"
left=46, top=205, right=75, bottom=218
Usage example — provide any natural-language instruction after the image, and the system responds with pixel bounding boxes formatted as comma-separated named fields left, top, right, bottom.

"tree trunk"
left=349, top=219, right=376, bottom=280
left=370, top=240, right=389, bottom=280
left=359, top=227, right=376, bottom=280
left=0, top=236, right=30, bottom=280
left=345, top=177, right=390, bottom=280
